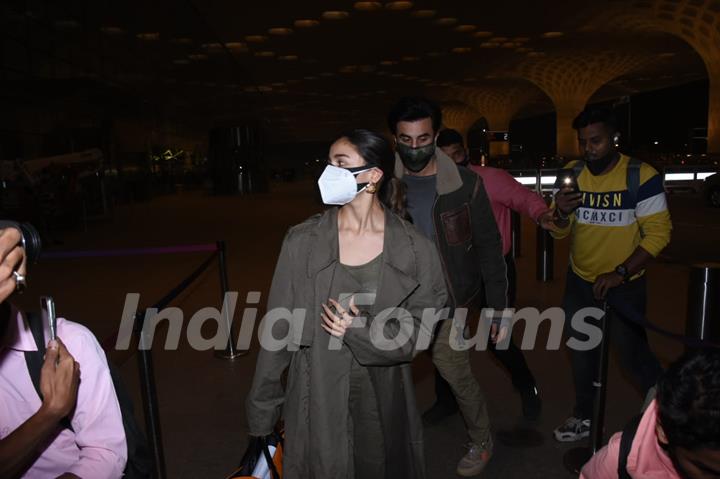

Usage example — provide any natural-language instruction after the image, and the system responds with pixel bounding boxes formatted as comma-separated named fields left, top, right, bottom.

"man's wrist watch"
left=614, top=264, right=630, bottom=282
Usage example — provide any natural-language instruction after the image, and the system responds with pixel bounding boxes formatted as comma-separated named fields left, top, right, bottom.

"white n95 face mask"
left=317, top=164, right=373, bottom=205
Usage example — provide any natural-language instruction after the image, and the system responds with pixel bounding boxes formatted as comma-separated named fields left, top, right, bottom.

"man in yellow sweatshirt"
left=551, top=107, right=672, bottom=443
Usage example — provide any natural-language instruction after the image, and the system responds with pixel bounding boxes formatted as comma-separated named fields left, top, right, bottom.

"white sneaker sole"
left=553, top=429, right=590, bottom=443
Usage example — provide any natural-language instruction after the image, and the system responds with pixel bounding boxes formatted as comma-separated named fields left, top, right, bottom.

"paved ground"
left=11, top=179, right=720, bottom=478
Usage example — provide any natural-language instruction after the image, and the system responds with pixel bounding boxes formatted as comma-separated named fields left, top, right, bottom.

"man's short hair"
left=387, top=97, right=442, bottom=135
left=572, top=107, right=618, bottom=134
left=437, top=129, right=465, bottom=148
left=657, top=348, right=720, bottom=451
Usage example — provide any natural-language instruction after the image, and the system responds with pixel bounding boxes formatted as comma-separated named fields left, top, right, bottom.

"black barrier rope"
left=47, top=241, right=238, bottom=479
left=606, top=290, right=720, bottom=349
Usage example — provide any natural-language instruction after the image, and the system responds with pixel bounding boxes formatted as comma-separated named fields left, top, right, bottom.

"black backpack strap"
left=618, top=414, right=643, bottom=479
left=24, top=312, right=46, bottom=401
left=626, top=158, right=642, bottom=207
left=23, top=312, right=73, bottom=432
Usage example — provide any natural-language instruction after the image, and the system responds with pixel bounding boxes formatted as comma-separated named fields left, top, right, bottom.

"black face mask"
left=586, top=151, right=619, bottom=176
left=397, top=143, right=436, bottom=173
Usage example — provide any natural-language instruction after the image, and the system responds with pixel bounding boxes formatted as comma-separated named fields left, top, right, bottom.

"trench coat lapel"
left=372, top=211, right=420, bottom=316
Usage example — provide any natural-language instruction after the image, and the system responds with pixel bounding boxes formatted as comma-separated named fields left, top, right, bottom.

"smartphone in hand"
left=559, top=169, right=580, bottom=196
left=40, top=296, right=57, bottom=342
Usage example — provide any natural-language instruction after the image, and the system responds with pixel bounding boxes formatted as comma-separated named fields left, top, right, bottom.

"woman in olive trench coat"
left=245, top=130, right=447, bottom=479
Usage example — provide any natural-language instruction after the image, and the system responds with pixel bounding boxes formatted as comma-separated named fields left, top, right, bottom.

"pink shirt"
left=580, top=400, right=680, bottom=478
left=469, top=165, right=550, bottom=256
left=0, top=308, right=127, bottom=478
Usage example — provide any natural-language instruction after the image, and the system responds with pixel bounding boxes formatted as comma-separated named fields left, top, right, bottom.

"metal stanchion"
left=686, top=263, right=720, bottom=347
left=563, top=302, right=611, bottom=474
left=511, top=211, right=521, bottom=259
left=136, top=312, right=167, bottom=479
left=215, top=240, right=246, bottom=359
left=536, top=225, right=554, bottom=282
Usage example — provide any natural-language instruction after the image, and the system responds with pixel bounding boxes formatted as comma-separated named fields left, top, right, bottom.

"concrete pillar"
left=708, top=71, right=720, bottom=154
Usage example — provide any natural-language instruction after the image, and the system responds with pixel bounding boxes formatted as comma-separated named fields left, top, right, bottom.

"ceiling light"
left=304, top=76, right=318, bottom=80
left=294, top=19, right=320, bottom=28
left=136, top=32, right=160, bottom=41
left=513, top=36, right=530, bottom=42
left=402, top=56, right=420, bottom=62
left=528, top=51, right=546, bottom=56
left=55, top=19, right=80, bottom=29
left=188, top=53, right=208, bottom=60
left=258, top=86, right=273, bottom=92
left=268, top=27, right=293, bottom=35
left=170, top=37, right=193, bottom=44
left=542, top=31, right=564, bottom=38
left=272, top=82, right=286, bottom=87
left=246, top=35, right=267, bottom=43
left=340, top=66, right=358, bottom=73
left=100, top=26, right=125, bottom=35
left=501, top=42, right=517, bottom=48
left=473, top=31, right=493, bottom=38
left=226, top=42, right=247, bottom=50
left=412, top=9, right=436, bottom=18
left=354, top=1, right=383, bottom=11
left=254, top=51, right=275, bottom=57
left=490, top=36, right=508, bottom=42
left=202, top=43, right=224, bottom=52
left=380, top=60, right=398, bottom=66
left=278, top=55, right=299, bottom=61
left=435, top=17, right=458, bottom=26
left=321, top=11, right=350, bottom=20
left=320, top=72, right=335, bottom=77
left=480, top=42, right=499, bottom=48
left=452, top=47, right=472, bottom=53
left=455, top=25, right=476, bottom=33
left=359, top=65, right=377, bottom=72
left=386, top=1, right=414, bottom=10
left=515, top=47, right=532, bottom=53
left=427, top=51, right=446, bottom=57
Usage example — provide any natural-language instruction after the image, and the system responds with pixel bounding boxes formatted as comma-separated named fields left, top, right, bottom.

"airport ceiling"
left=1, top=0, right=713, bottom=141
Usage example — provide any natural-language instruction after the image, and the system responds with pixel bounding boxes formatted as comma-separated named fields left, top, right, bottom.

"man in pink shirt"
left=0, top=225, right=127, bottom=478
left=436, top=129, right=555, bottom=420
left=581, top=348, right=720, bottom=479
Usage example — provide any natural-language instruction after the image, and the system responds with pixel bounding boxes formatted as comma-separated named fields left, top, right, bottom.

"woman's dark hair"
left=334, top=129, right=408, bottom=218
left=657, top=348, right=720, bottom=451
left=387, top=96, right=442, bottom=135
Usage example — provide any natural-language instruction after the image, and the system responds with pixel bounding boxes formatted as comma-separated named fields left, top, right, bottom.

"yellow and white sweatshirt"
left=551, top=155, right=672, bottom=283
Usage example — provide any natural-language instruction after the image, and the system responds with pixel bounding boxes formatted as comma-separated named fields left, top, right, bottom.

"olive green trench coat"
left=246, top=206, right=447, bottom=478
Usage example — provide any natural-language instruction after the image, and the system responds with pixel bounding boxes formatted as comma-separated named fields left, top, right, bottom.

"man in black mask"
left=387, top=97, right=509, bottom=477
left=550, top=107, right=672, bottom=443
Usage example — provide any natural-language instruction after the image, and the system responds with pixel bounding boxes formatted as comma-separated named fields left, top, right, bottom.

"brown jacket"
left=246, top=206, right=447, bottom=478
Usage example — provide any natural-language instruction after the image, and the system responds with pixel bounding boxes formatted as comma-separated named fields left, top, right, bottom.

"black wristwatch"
left=614, top=264, right=630, bottom=282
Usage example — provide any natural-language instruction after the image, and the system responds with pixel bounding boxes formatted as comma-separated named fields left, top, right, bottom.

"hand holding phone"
left=40, top=296, right=57, bottom=342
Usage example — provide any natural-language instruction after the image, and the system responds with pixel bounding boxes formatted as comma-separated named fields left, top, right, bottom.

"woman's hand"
left=320, top=297, right=359, bottom=337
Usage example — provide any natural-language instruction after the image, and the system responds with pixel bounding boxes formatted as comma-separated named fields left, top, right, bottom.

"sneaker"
left=553, top=416, right=591, bottom=442
left=456, top=442, right=492, bottom=477
left=519, top=385, right=542, bottom=420
left=422, top=401, right=458, bottom=426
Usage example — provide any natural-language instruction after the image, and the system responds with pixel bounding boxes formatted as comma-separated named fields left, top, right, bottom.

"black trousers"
left=434, top=255, right=537, bottom=408
left=562, top=269, right=662, bottom=420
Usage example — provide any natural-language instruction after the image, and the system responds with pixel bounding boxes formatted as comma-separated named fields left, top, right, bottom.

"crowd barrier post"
left=536, top=226, right=554, bottom=282
left=686, top=263, right=720, bottom=348
left=214, top=240, right=246, bottom=360
left=511, top=211, right=521, bottom=259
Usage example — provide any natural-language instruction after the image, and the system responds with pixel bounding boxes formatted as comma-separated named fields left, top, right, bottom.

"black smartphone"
left=559, top=169, right=580, bottom=195
left=40, top=296, right=57, bottom=342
